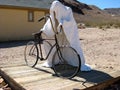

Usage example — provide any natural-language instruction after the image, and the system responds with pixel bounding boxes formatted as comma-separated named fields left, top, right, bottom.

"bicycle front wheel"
left=52, top=47, right=81, bottom=79
left=24, top=41, right=39, bottom=67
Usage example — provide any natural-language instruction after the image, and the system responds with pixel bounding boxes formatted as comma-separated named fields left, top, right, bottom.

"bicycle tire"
left=24, top=41, right=39, bottom=67
left=52, top=46, right=81, bottom=79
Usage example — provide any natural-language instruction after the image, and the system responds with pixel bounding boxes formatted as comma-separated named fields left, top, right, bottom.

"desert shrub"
left=85, top=23, right=91, bottom=27
left=106, top=25, right=111, bottom=29
left=81, top=20, right=120, bottom=29
left=99, top=26, right=103, bottom=29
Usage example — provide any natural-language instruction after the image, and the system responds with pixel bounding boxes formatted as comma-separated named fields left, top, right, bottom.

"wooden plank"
left=0, top=65, right=120, bottom=90
left=1, top=65, right=54, bottom=83
left=84, top=76, right=120, bottom=90
left=1, top=65, right=53, bottom=77
left=0, top=62, right=26, bottom=68
left=24, top=77, right=85, bottom=90
left=62, top=70, right=120, bottom=90
left=0, top=68, right=26, bottom=90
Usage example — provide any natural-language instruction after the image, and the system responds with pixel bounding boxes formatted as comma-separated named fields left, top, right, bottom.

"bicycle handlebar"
left=38, top=15, right=50, bottom=22
left=38, top=14, right=63, bottom=34
left=38, top=16, right=45, bottom=22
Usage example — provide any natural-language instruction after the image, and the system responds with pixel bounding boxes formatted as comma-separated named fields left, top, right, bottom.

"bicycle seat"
left=32, top=31, right=43, bottom=37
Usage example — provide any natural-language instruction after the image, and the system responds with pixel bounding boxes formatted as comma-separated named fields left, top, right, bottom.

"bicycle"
left=24, top=15, right=81, bottom=79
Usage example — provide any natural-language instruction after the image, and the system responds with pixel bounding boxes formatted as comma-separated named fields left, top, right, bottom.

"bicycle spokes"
left=24, top=41, right=39, bottom=67
left=52, top=47, right=80, bottom=79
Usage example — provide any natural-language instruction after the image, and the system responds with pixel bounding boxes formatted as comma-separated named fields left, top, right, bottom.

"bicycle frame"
left=25, top=12, right=80, bottom=79
left=35, top=15, right=64, bottom=62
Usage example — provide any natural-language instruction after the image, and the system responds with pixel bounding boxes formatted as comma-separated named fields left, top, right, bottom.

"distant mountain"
left=61, top=0, right=120, bottom=27
left=104, top=8, right=120, bottom=16
left=60, top=0, right=92, bottom=14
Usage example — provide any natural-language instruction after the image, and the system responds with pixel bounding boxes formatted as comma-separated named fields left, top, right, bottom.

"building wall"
left=0, top=8, right=48, bottom=41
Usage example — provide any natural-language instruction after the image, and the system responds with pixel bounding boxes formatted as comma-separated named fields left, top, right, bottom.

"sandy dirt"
left=0, top=28, right=120, bottom=90
left=0, top=28, right=120, bottom=70
left=79, top=28, right=120, bottom=71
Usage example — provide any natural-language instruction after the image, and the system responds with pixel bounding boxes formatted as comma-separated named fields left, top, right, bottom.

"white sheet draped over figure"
left=41, top=0, right=91, bottom=71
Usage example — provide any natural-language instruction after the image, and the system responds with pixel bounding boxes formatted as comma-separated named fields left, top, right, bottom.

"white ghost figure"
left=41, top=0, right=91, bottom=71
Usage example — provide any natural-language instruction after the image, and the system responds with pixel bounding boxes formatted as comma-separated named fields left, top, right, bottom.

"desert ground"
left=79, top=28, right=120, bottom=71
left=0, top=28, right=120, bottom=89
left=0, top=28, right=120, bottom=70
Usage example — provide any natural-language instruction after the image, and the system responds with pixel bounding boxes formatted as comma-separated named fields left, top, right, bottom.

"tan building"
left=0, top=0, right=54, bottom=41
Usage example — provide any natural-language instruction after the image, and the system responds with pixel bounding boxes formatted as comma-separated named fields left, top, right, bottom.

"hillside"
left=62, top=0, right=120, bottom=27
left=104, top=8, right=120, bottom=16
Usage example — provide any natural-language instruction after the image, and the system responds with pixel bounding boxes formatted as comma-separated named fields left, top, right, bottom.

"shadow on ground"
left=34, top=65, right=113, bottom=87
left=70, top=69, right=113, bottom=87
left=0, top=40, right=29, bottom=48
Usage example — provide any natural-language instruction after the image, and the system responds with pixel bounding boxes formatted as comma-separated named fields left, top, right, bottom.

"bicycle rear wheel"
left=52, top=47, right=81, bottom=79
left=24, top=41, right=39, bottom=67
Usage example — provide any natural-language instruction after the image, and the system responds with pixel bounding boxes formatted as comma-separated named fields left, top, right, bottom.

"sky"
left=78, top=0, right=120, bottom=9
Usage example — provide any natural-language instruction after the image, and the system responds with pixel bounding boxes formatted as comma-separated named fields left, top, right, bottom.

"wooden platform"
left=0, top=64, right=120, bottom=90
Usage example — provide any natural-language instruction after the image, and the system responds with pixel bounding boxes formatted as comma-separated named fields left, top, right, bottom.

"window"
left=28, top=11, right=34, bottom=22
